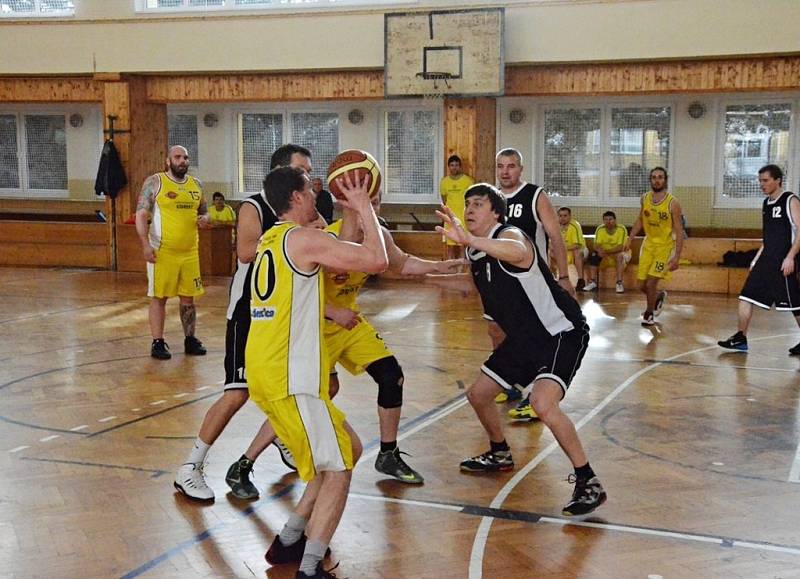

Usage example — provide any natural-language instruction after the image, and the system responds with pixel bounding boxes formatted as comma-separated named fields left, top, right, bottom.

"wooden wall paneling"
left=474, top=97, right=497, bottom=184
left=443, top=97, right=497, bottom=185
left=128, top=76, right=167, bottom=219
left=146, top=70, right=384, bottom=103
left=0, top=221, right=108, bottom=268
left=0, top=77, right=102, bottom=102
left=505, top=55, right=800, bottom=96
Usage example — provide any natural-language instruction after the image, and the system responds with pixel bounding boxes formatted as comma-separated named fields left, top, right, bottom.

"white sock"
left=186, top=438, right=211, bottom=465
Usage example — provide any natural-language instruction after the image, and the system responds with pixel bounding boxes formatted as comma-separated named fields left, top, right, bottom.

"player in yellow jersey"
left=246, top=165, right=387, bottom=578
left=556, top=206, right=588, bottom=290
left=232, top=189, right=464, bottom=489
left=440, top=155, right=474, bottom=262
left=209, top=191, right=236, bottom=226
left=584, top=211, right=630, bottom=293
left=135, top=145, right=209, bottom=360
left=624, top=167, right=684, bottom=326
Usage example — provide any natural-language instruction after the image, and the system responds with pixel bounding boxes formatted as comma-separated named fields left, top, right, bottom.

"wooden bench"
left=388, top=231, right=761, bottom=294
left=0, top=220, right=110, bottom=268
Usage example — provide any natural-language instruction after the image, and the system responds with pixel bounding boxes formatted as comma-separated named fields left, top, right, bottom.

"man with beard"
left=135, top=145, right=209, bottom=360
left=624, top=167, right=684, bottom=326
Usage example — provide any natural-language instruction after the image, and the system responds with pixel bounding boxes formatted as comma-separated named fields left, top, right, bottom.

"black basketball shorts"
left=481, top=321, right=590, bottom=399
left=223, top=313, right=251, bottom=390
left=739, top=257, right=800, bottom=313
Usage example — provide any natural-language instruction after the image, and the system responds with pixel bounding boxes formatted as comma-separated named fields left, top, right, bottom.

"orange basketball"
left=326, top=149, right=382, bottom=201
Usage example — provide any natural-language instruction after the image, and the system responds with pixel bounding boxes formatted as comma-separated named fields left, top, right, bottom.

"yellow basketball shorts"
left=599, top=250, right=632, bottom=269
left=260, top=394, right=353, bottom=482
left=324, top=317, right=393, bottom=375
left=147, top=249, right=204, bottom=298
left=637, top=242, right=675, bottom=281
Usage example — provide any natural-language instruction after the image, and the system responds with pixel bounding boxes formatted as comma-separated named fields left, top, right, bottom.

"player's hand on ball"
left=335, top=170, right=369, bottom=211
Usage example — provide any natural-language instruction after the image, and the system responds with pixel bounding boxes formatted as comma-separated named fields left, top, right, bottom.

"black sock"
left=490, top=439, right=509, bottom=453
left=574, top=462, right=595, bottom=481
left=380, top=440, right=397, bottom=453
left=239, top=454, right=254, bottom=467
left=736, top=331, right=747, bottom=340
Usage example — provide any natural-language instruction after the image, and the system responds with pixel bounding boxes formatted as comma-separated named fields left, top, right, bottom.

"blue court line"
left=119, top=390, right=467, bottom=579
left=21, top=456, right=168, bottom=479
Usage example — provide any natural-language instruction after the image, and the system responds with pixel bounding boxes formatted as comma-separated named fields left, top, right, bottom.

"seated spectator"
left=585, top=210, right=631, bottom=293
left=209, top=192, right=236, bottom=226
left=556, top=206, right=588, bottom=291
left=312, top=177, right=335, bottom=224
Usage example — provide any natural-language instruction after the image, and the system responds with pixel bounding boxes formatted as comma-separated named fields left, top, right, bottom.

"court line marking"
left=468, top=333, right=796, bottom=579
left=349, top=492, right=800, bottom=557
left=789, top=445, right=800, bottom=483
left=69, top=424, right=89, bottom=432
left=98, top=416, right=117, bottom=423
left=39, top=435, right=59, bottom=442
left=20, top=457, right=169, bottom=478
left=8, top=445, right=29, bottom=453
left=120, top=391, right=468, bottom=578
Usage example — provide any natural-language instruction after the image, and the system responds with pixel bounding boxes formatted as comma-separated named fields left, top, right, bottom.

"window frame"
left=378, top=100, right=443, bottom=204
left=0, top=0, right=74, bottom=18
left=0, top=108, right=70, bottom=199
left=134, top=0, right=414, bottom=14
left=534, top=98, right=676, bottom=208
left=714, top=95, right=797, bottom=209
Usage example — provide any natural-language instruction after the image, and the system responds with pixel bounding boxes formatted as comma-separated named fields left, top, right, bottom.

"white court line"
left=69, top=424, right=88, bottom=432
left=8, top=446, right=29, bottom=453
left=173, top=393, right=188, bottom=398
left=131, top=408, right=141, bottom=412
left=469, top=333, right=796, bottom=579
left=150, top=400, right=166, bottom=406
left=39, top=435, right=59, bottom=442
left=788, top=445, right=800, bottom=483
left=98, top=416, right=117, bottom=423
left=195, top=386, right=210, bottom=392
left=358, top=396, right=469, bottom=464
left=350, top=493, right=800, bottom=558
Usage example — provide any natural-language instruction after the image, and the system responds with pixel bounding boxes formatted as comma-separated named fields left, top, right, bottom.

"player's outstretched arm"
left=384, top=227, right=465, bottom=275
left=468, top=228, right=532, bottom=267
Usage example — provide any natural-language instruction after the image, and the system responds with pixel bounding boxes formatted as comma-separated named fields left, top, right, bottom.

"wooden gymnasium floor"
left=2, top=267, right=800, bottom=579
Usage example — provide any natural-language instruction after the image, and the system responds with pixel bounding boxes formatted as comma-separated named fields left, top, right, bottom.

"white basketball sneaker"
left=174, top=462, right=214, bottom=501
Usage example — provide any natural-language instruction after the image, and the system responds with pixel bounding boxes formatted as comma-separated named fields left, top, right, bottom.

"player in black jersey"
left=495, top=148, right=574, bottom=416
left=174, top=145, right=313, bottom=502
left=719, top=165, right=800, bottom=354
left=437, top=183, right=606, bottom=517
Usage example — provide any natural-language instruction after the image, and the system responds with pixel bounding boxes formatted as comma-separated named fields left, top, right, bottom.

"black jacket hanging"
left=94, top=140, right=127, bottom=199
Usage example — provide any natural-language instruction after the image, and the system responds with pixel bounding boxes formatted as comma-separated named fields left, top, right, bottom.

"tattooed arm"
left=135, top=174, right=159, bottom=263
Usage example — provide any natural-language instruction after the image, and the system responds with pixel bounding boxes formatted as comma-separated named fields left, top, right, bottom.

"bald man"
left=135, top=145, right=210, bottom=360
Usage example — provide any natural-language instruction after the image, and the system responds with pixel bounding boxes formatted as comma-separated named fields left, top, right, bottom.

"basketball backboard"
left=385, top=8, right=504, bottom=97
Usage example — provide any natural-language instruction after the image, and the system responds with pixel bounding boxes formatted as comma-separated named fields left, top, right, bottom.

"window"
left=238, top=113, right=283, bottom=193
left=0, top=112, right=68, bottom=197
left=718, top=102, right=791, bottom=204
left=384, top=109, right=438, bottom=202
left=290, top=112, right=338, bottom=181
left=236, top=111, right=340, bottom=195
left=538, top=103, right=672, bottom=205
left=0, top=0, right=74, bottom=17
left=543, top=108, right=601, bottom=198
left=137, top=0, right=413, bottom=12
left=168, top=114, right=199, bottom=168
left=609, top=107, right=671, bottom=198
left=0, top=115, right=20, bottom=189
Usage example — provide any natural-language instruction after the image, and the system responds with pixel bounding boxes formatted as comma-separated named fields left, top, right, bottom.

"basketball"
left=326, top=149, right=382, bottom=200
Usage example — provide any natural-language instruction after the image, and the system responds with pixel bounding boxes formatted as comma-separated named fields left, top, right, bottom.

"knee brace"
left=366, top=356, right=404, bottom=409
left=587, top=251, right=601, bottom=267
